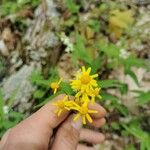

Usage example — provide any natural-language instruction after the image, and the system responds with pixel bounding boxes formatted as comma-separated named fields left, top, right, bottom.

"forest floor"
left=0, top=0, right=150, bottom=150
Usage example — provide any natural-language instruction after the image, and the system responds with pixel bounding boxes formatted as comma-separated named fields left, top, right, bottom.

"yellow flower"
left=89, top=88, right=101, bottom=103
left=53, top=96, right=73, bottom=116
left=71, top=66, right=98, bottom=93
left=75, top=91, right=90, bottom=103
left=72, top=101, right=97, bottom=125
left=75, top=87, right=101, bottom=103
left=50, top=78, right=62, bottom=94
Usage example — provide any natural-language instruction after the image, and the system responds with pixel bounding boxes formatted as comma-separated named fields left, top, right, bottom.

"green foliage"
left=0, top=61, right=4, bottom=71
left=0, top=0, right=40, bottom=16
left=30, top=69, right=58, bottom=106
left=101, top=92, right=129, bottom=116
left=60, top=82, right=74, bottom=95
left=72, top=33, right=92, bottom=64
left=122, top=123, right=150, bottom=150
left=0, top=89, right=23, bottom=138
left=136, top=91, right=150, bottom=106
left=125, top=145, right=136, bottom=150
left=0, top=1, right=149, bottom=148
left=30, top=68, right=74, bottom=108
left=88, top=19, right=101, bottom=33
left=65, top=0, right=80, bottom=14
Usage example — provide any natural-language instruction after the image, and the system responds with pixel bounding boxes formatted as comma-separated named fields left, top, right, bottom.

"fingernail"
left=71, top=115, right=82, bottom=130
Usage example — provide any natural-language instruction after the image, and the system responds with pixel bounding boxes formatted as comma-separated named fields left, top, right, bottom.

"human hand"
left=0, top=95, right=106, bottom=150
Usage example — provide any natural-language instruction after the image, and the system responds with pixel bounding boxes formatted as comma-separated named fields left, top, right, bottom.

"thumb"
left=51, top=114, right=82, bottom=150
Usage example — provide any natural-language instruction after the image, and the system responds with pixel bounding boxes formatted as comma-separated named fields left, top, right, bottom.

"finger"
left=80, top=128, right=105, bottom=144
left=32, top=94, right=70, bottom=129
left=77, top=144, right=96, bottom=150
left=89, top=103, right=107, bottom=119
left=0, top=129, right=11, bottom=149
left=90, top=118, right=106, bottom=128
left=2, top=95, right=70, bottom=150
left=51, top=114, right=82, bottom=150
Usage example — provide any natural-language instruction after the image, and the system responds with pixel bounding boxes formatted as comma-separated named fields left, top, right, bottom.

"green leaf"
left=101, top=92, right=128, bottom=116
left=60, top=82, right=74, bottom=95
left=125, top=145, right=136, bottom=150
left=72, top=33, right=92, bottom=64
left=111, top=122, right=121, bottom=130
left=97, top=41, right=120, bottom=58
left=116, top=104, right=129, bottom=116
left=101, top=92, right=119, bottom=103
left=125, top=68, right=139, bottom=86
left=0, top=89, right=4, bottom=121
left=33, top=90, right=45, bottom=99
left=33, top=92, right=63, bottom=109
left=98, top=79, right=120, bottom=88
left=30, top=71, right=50, bottom=87
left=98, top=79, right=128, bottom=94
left=90, top=55, right=102, bottom=73
left=123, top=57, right=145, bottom=68
left=136, top=91, right=150, bottom=106
left=122, top=124, right=150, bottom=150
left=88, top=19, right=101, bottom=33
left=65, top=0, right=79, bottom=14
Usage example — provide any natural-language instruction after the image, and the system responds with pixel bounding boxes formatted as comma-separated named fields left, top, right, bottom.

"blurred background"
left=0, top=0, right=150, bottom=149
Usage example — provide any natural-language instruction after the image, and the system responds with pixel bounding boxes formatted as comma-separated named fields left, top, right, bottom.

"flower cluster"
left=50, top=66, right=101, bottom=125
left=60, top=32, right=74, bottom=53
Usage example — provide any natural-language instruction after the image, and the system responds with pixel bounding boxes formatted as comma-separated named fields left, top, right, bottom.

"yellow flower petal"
left=86, top=114, right=92, bottom=123
left=73, top=113, right=81, bottom=121
left=58, top=109, right=62, bottom=116
left=91, top=74, right=98, bottom=78
left=82, top=66, right=86, bottom=73
left=87, top=67, right=91, bottom=74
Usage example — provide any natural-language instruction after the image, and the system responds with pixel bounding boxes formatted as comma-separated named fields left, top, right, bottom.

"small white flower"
left=119, top=49, right=130, bottom=59
left=3, top=105, right=9, bottom=114
left=60, top=32, right=74, bottom=53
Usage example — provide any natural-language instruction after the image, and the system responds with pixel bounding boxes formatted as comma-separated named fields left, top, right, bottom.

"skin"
left=0, top=94, right=106, bottom=150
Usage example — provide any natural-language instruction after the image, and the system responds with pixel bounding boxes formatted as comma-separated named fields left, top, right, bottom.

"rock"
left=57, top=53, right=77, bottom=81
left=2, top=65, right=36, bottom=112
left=0, top=40, right=9, bottom=56
left=2, top=27, right=16, bottom=50
left=23, top=0, right=60, bottom=65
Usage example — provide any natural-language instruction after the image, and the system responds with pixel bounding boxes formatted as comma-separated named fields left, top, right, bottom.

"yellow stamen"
left=81, top=73, right=91, bottom=84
